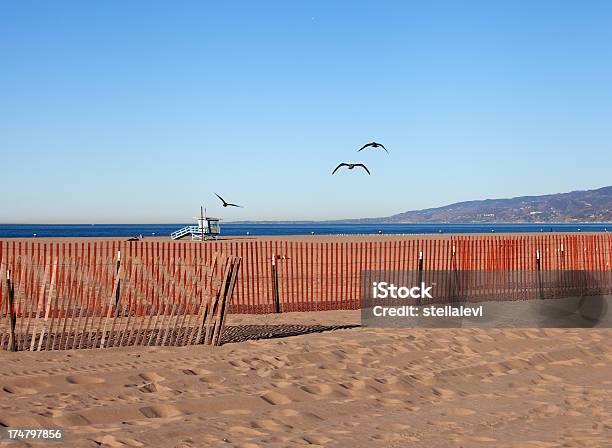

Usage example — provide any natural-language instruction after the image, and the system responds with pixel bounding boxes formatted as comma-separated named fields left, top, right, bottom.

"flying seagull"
left=214, top=193, right=243, bottom=208
left=332, top=163, right=371, bottom=175
left=357, top=141, right=388, bottom=153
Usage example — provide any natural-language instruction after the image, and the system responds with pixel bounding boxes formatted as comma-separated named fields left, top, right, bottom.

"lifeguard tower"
left=171, top=207, right=221, bottom=240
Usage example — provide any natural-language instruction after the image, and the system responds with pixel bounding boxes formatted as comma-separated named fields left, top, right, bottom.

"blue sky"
left=1, top=1, right=611, bottom=223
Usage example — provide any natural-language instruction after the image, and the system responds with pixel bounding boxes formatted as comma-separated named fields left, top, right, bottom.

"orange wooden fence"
left=0, top=245, right=240, bottom=351
left=1, top=234, right=611, bottom=319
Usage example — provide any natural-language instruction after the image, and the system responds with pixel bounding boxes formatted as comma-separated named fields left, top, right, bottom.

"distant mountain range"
left=232, top=186, right=612, bottom=224
left=351, top=185, right=612, bottom=224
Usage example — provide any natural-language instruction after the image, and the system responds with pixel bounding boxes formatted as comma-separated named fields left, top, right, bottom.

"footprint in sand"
left=65, top=375, right=105, bottom=385
left=250, top=419, right=292, bottom=432
left=302, top=434, right=332, bottom=445
left=269, top=408, right=300, bottom=417
left=198, top=375, right=226, bottom=385
left=467, top=436, right=497, bottom=443
left=261, top=391, right=293, bottom=405
left=92, top=435, right=144, bottom=447
left=431, top=387, right=455, bottom=399
left=268, top=408, right=323, bottom=424
left=270, top=371, right=292, bottom=380
left=300, top=384, right=335, bottom=396
left=228, top=426, right=265, bottom=436
left=182, top=368, right=212, bottom=376
left=377, top=397, right=405, bottom=406
left=137, top=382, right=176, bottom=395
left=3, top=385, right=38, bottom=395
left=538, top=373, right=563, bottom=382
left=139, top=372, right=165, bottom=382
left=220, top=409, right=252, bottom=416
left=228, top=360, right=252, bottom=370
left=255, top=368, right=274, bottom=378
left=55, top=413, right=91, bottom=426
left=444, top=408, right=476, bottom=416
left=339, top=380, right=368, bottom=391
left=539, top=404, right=562, bottom=416
left=377, top=423, right=410, bottom=431
left=0, top=415, right=43, bottom=427
left=139, top=404, right=183, bottom=418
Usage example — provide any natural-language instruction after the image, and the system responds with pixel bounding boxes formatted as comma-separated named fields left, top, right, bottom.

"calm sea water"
left=0, top=223, right=609, bottom=238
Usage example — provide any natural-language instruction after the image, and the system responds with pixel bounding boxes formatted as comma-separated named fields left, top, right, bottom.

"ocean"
left=0, top=223, right=609, bottom=238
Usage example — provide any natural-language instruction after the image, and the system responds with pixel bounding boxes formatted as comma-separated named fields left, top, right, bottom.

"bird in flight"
left=214, top=193, right=243, bottom=208
left=358, top=141, right=388, bottom=153
left=332, top=163, right=371, bottom=175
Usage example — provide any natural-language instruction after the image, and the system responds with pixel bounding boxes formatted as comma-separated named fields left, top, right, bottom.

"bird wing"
left=227, top=203, right=243, bottom=208
left=214, top=192, right=227, bottom=205
left=379, top=143, right=389, bottom=153
left=355, top=164, right=371, bottom=175
left=332, top=163, right=349, bottom=174
left=357, top=143, right=372, bottom=152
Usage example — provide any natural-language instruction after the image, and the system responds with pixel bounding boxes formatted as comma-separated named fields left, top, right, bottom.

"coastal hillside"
left=378, top=185, right=612, bottom=223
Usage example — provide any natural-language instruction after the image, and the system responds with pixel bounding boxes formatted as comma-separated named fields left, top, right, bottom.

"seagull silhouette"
left=357, top=141, right=388, bottom=153
left=332, top=163, right=371, bottom=175
left=214, top=193, right=243, bottom=208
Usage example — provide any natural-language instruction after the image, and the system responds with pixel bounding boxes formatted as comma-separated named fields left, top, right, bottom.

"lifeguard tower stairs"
left=171, top=209, right=220, bottom=241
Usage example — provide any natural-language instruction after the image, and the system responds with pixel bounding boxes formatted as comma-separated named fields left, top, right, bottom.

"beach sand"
left=1, top=310, right=610, bottom=447
left=1, top=234, right=610, bottom=446
left=6, top=231, right=610, bottom=244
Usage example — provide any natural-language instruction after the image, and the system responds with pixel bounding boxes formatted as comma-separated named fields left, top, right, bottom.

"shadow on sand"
left=221, top=324, right=360, bottom=344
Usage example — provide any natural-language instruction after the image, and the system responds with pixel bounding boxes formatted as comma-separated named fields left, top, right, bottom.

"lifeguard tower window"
left=207, top=219, right=220, bottom=235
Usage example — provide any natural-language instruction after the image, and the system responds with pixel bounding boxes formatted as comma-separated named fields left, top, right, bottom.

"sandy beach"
left=1, top=235, right=611, bottom=446
left=1, top=310, right=611, bottom=447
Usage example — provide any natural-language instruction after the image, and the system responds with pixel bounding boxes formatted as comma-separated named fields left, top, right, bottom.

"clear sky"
left=2, top=1, right=611, bottom=223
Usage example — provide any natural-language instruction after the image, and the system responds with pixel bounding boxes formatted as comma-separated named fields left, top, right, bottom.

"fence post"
left=451, top=244, right=459, bottom=300
left=115, top=250, right=121, bottom=306
left=6, top=269, right=17, bottom=352
left=536, top=249, right=543, bottom=299
left=271, top=254, right=280, bottom=313
left=417, top=251, right=424, bottom=306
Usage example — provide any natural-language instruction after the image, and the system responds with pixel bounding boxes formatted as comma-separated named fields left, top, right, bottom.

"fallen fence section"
left=0, top=249, right=241, bottom=351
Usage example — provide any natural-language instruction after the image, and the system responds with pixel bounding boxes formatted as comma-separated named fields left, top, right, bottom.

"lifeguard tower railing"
left=171, top=225, right=200, bottom=240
